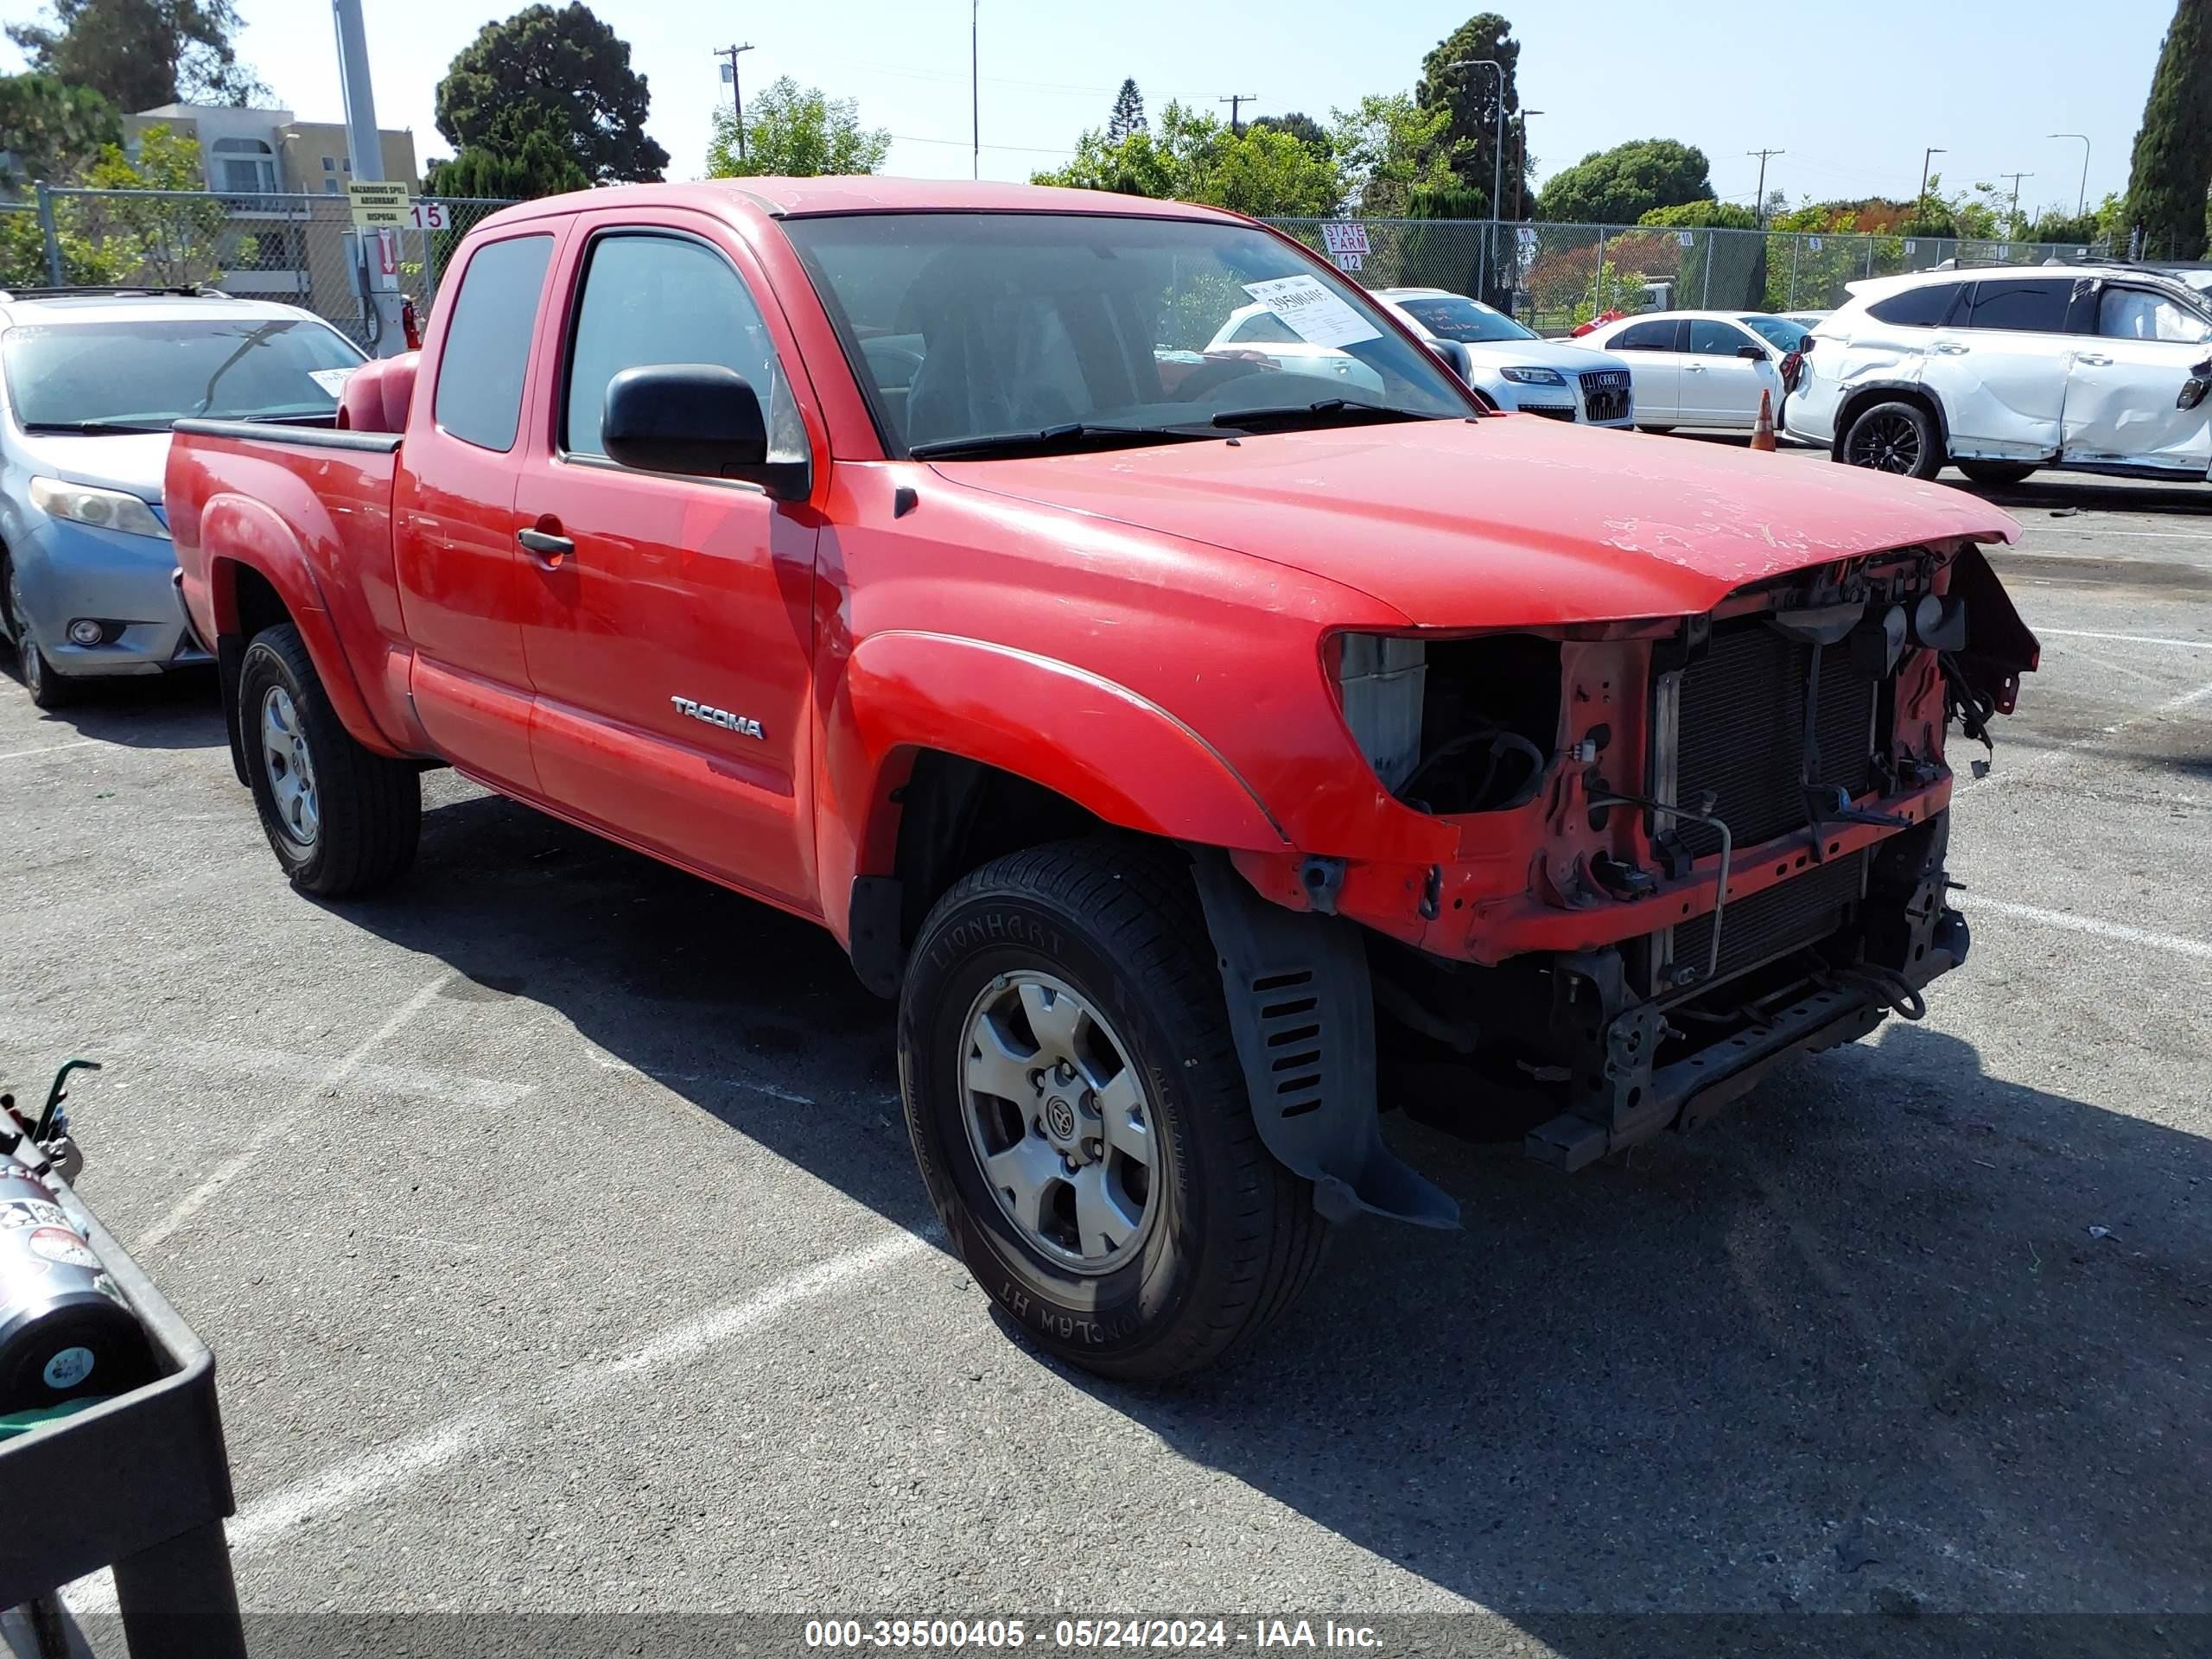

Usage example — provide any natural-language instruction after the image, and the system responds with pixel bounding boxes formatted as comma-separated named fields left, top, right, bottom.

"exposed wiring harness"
left=1586, top=789, right=1735, bottom=988
left=1941, top=651, right=1996, bottom=753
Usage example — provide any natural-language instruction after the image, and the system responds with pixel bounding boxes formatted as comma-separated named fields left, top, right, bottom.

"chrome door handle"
left=1684, top=364, right=1707, bottom=372
left=2074, top=352, right=2113, bottom=366
left=1934, top=342, right=1971, bottom=354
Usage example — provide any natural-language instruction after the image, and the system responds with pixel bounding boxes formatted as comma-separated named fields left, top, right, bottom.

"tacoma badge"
left=671, top=696, right=765, bottom=739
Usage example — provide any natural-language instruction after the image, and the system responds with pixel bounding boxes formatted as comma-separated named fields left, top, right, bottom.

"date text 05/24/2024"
left=803, top=1619, right=1382, bottom=1649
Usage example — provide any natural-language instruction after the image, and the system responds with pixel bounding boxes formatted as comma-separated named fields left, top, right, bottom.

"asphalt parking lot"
left=7, top=446, right=2209, bottom=1655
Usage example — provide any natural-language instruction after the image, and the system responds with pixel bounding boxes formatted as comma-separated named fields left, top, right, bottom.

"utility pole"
left=1999, top=170, right=2032, bottom=237
left=1217, top=94, right=1256, bottom=135
left=331, top=0, right=404, bottom=357
left=1918, top=145, right=1946, bottom=213
left=971, top=1, right=980, bottom=179
left=2047, top=132, right=2089, bottom=219
left=1743, top=148, right=1778, bottom=227
left=714, top=43, right=754, bottom=161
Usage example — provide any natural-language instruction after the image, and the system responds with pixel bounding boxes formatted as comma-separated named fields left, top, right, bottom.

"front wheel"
left=1840, top=399, right=1942, bottom=479
left=1635, top=423, right=1675, bottom=435
left=1955, top=460, right=2037, bottom=486
left=898, top=841, right=1329, bottom=1382
left=3, top=557, right=73, bottom=710
left=238, top=623, right=420, bottom=895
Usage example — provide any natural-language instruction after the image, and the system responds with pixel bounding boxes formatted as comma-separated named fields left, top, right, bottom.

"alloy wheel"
left=260, top=684, right=321, bottom=848
left=1849, top=410, right=1923, bottom=474
left=957, top=969, right=1159, bottom=1274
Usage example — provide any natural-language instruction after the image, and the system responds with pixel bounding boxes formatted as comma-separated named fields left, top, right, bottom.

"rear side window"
left=1965, top=279, right=2074, bottom=334
left=1610, top=318, right=1682, bottom=352
left=433, top=233, right=555, bottom=452
left=1866, top=283, right=1966, bottom=327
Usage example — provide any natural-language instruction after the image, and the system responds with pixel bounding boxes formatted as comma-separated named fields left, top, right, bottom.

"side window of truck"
left=432, top=233, right=556, bottom=452
left=563, top=232, right=805, bottom=466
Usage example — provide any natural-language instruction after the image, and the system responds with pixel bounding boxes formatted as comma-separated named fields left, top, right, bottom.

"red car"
left=167, top=180, right=2037, bottom=1381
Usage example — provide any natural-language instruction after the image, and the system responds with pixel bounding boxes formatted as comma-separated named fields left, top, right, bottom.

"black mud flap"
left=1189, top=853, right=1459, bottom=1230
left=1950, top=543, right=2040, bottom=715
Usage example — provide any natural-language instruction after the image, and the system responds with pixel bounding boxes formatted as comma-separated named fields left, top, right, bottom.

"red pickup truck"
left=167, top=180, right=2037, bottom=1381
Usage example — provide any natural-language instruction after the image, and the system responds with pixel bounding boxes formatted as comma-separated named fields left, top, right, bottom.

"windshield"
left=782, top=212, right=1471, bottom=457
left=1740, top=315, right=1813, bottom=351
left=1391, top=293, right=1538, bottom=344
left=2, top=316, right=365, bottom=430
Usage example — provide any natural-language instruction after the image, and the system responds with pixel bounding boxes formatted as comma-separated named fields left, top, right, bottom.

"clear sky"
left=0, top=0, right=2175, bottom=217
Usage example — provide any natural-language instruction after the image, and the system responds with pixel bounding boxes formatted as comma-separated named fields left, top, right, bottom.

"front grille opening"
left=1397, top=633, right=1561, bottom=815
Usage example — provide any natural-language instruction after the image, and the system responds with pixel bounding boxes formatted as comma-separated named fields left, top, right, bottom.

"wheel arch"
left=824, top=632, right=1292, bottom=995
left=1832, top=381, right=1950, bottom=463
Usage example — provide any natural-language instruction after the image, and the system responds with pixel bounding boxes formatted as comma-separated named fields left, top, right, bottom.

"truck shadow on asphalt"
left=336, top=787, right=2209, bottom=1637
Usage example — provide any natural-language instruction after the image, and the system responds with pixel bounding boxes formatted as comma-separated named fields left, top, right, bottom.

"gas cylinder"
left=0, top=1154, right=150, bottom=1413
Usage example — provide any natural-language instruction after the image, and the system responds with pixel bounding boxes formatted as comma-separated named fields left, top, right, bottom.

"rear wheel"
left=1956, top=460, right=2037, bottom=486
left=3, top=557, right=73, bottom=711
left=899, top=840, right=1328, bottom=1382
left=1840, top=398, right=1942, bottom=479
left=238, top=623, right=420, bottom=895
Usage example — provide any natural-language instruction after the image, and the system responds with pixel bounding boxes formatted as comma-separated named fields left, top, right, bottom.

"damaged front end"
left=1217, top=540, right=2037, bottom=1203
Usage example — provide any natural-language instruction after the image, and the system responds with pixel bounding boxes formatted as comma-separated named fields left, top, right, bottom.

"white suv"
left=1786, top=264, right=2212, bottom=483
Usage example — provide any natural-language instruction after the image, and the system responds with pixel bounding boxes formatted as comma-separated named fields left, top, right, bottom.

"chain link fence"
left=1268, top=218, right=2113, bottom=334
left=0, top=187, right=518, bottom=345
left=3, top=192, right=2115, bottom=346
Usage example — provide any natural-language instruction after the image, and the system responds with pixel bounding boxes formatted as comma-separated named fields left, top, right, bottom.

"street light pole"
left=2048, top=132, right=2090, bottom=219
left=1917, top=146, right=1946, bottom=217
left=331, top=0, right=405, bottom=356
left=971, top=0, right=980, bottom=181
left=1516, top=111, right=1541, bottom=222
left=1446, top=57, right=1507, bottom=299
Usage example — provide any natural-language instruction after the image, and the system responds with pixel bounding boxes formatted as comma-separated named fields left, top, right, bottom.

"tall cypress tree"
left=2124, top=0, right=2212, bottom=259
left=1106, top=79, right=1146, bottom=144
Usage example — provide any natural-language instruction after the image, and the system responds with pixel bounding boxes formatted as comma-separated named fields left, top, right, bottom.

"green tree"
left=1249, top=111, right=1327, bottom=154
left=1537, top=138, right=1713, bottom=224
left=1106, top=79, right=1146, bottom=143
left=426, top=107, right=588, bottom=199
left=1034, top=101, right=1342, bottom=217
left=704, top=76, right=888, bottom=178
left=1326, top=92, right=1452, bottom=216
left=3, top=127, right=231, bottom=288
left=2123, top=0, right=2212, bottom=258
left=436, top=3, right=666, bottom=185
left=1414, top=13, right=1524, bottom=207
left=1638, top=199, right=1758, bottom=230
left=0, top=73, right=122, bottom=188
left=5, top=0, right=261, bottom=111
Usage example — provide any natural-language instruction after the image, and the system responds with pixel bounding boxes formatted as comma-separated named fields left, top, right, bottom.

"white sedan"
left=1577, top=310, right=1789, bottom=434
left=1369, top=288, right=1635, bottom=426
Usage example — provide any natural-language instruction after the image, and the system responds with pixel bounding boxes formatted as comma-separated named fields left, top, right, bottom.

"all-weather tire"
left=1955, top=460, right=2037, bottom=486
left=238, top=623, right=419, bottom=896
left=1840, top=398, right=1943, bottom=479
left=3, top=556, right=73, bottom=711
left=898, top=839, right=1329, bottom=1383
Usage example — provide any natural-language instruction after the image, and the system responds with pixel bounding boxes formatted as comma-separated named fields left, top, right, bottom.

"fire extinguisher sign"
left=1323, top=220, right=1371, bottom=273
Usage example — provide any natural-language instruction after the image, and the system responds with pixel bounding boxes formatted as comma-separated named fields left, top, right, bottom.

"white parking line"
left=133, top=969, right=456, bottom=1254
left=2037, top=628, right=2212, bottom=652
left=0, top=738, right=97, bottom=762
left=1977, top=676, right=2212, bottom=791
left=1968, top=897, right=2212, bottom=964
left=223, top=1227, right=933, bottom=1552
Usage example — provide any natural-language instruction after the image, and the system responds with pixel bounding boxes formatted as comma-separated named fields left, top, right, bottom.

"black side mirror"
left=601, top=364, right=809, bottom=499
left=1736, top=343, right=1768, bottom=361
left=1430, top=338, right=1475, bottom=385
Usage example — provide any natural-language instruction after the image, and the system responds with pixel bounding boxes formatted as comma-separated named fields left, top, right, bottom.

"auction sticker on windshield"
left=1241, top=275, right=1381, bottom=349
left=308, top=367, right=358, bottom=398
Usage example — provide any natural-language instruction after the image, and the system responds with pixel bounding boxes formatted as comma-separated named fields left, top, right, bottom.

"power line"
left=891, top=132, right=1076, bottom=156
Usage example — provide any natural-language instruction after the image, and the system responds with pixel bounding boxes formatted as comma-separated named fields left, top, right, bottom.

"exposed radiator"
left=1674, top=849, right=1867, bottom=984
left=1669, top=621, right=1879, bottom=860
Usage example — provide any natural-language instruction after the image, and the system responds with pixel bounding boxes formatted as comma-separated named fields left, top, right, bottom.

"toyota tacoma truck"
left=166, top=180, right=2037, bottom=1382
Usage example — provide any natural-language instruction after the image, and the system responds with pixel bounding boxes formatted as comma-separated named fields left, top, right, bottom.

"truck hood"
left=931, top=416, right=2018, bottom=626
left=10, top=429, right=172, bottom=506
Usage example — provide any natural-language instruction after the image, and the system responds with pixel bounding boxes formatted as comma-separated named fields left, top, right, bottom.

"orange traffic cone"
left=1751, top=388, right=1777, bottom=452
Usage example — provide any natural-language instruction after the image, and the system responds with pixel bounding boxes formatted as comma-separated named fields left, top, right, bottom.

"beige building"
left=130, top=105, right=421, bottom=324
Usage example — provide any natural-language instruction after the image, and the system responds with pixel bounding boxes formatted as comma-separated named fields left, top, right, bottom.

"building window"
left=321, top=156, right=335, bottom=172
left=213, top=136, right=278, bottom=194
left=323, top=178, right=339, bottom=194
